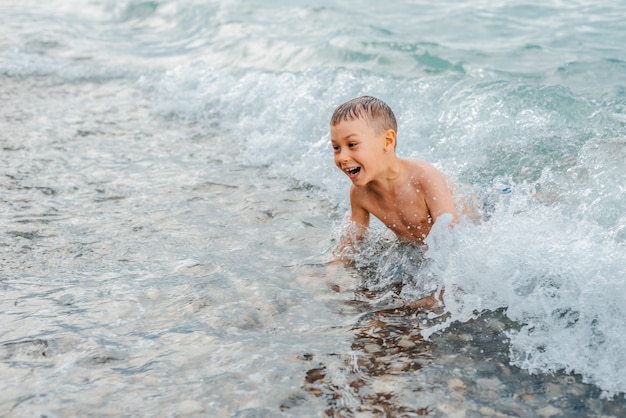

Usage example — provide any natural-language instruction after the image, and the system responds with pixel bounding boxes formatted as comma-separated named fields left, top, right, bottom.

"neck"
left=368, top=158, right=405, bottom=194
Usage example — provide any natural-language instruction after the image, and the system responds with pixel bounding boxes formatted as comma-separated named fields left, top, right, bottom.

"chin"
left=351, top=177, right=367, bottom=187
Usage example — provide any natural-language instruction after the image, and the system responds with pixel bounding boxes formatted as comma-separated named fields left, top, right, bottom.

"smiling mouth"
left=345, top=167, right=361, bottom=176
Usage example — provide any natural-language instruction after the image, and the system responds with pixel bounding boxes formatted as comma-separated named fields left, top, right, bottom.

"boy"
left=330, top=96, right=459, bottom=308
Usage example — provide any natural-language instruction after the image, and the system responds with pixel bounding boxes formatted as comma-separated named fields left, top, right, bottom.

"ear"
left=383, top=129, right=396, bottom=152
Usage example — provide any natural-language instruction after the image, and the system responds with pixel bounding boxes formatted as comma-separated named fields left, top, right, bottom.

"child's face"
left=330, top=117, right=389, bottom=187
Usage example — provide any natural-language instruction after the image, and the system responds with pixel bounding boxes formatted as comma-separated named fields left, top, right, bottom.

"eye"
left=348, top=142, right=357, bottom=148
left=332, top=145, right=340, bottom=151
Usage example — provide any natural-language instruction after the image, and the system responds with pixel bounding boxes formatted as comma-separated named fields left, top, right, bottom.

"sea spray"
left=417, top=182, right=626, bottom=397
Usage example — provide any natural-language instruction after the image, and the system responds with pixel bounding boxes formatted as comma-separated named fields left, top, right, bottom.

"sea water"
left=1, top=0, right=625, bottom=416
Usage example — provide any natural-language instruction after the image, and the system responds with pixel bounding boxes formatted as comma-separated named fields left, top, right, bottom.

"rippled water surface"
left=1, top=0, right=626, bottom=416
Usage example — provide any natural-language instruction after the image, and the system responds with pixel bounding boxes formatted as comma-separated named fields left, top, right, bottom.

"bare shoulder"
left=403, top=159, right=447, bottom=184
left=404, top=158, right=456, bottom=202
left=349, top=184, right=371, bottom=212
left=404, top=159, right=459, bottom=222
left=349, top=184, right=368, bottom=201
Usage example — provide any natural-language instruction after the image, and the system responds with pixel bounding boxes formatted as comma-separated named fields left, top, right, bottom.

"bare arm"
left=349, top=186, right=370, bottom=233
left=335, top=187, right=370, bottom=263
left=420, top=163, right=459, bottom=226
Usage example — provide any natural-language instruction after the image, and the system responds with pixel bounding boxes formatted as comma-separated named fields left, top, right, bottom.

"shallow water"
left=1, top=0, right=626, bottom=416
left=1, top=75, right=348, bottom=416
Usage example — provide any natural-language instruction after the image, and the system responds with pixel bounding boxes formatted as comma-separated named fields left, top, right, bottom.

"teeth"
left=346, top=167, right=360, bottom=175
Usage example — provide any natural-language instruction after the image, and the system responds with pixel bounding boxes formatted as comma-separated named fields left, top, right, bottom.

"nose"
left=336, top=147, right=349, bottom=164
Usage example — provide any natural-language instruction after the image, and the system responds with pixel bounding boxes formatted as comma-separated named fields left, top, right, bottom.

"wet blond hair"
left=330, top=96, right=397, bottom=134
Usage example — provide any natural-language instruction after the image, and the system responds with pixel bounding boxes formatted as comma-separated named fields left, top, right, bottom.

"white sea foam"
left=419, top=184, right=626, bottom=396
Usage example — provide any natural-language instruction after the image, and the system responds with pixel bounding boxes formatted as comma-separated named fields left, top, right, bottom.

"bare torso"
left=349, top=159, right=455, bottom=243
left=355, top=174, right=433, bottom=242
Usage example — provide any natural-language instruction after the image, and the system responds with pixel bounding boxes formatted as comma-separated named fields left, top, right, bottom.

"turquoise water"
left=1, top=0, right=625, bottom=416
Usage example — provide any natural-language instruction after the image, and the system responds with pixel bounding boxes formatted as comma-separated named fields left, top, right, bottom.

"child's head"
left=330, top=96, right=399, bottom=186
left=330, top=96, right=397, bottom=135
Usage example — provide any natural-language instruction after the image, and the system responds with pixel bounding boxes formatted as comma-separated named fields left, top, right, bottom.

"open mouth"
left=345, top=167, right=361, bottom=176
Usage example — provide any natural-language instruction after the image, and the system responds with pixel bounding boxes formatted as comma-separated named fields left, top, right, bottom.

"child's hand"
left=295, top=259, right=353, bottom=294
